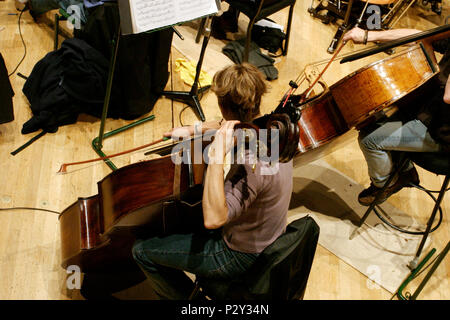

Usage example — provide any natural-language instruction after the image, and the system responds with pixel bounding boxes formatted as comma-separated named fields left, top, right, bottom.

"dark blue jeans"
left=132, top=230, right=258, bottom=299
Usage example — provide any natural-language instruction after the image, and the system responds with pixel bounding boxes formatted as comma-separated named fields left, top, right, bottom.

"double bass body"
left=59, top=155, right=197, bottom=272
left=59, top=117, right=299, bottom=272
left=294, top=43, right=438, bottom=166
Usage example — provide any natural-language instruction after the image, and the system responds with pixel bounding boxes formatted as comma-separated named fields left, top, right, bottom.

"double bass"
left=59, top=114, right=299, bottom=272
left=279, top=24, right=449, bottom=167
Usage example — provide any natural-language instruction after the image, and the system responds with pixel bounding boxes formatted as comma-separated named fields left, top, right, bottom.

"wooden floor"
left=0, top=0, right=448, bottom=300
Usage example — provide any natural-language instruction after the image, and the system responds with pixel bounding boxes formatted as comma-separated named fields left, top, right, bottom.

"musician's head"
left=212, top=63, right=267, bottom=122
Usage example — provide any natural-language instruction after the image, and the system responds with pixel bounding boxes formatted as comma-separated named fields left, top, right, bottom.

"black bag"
left=251, top=23, right=286, bottom=54
left=22, top=38, right=114, bottom=134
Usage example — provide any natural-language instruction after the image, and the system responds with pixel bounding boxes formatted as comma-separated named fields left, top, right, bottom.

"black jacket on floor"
left=75, top=2, right=174, bottom=120
left=0, top=53, right=14, bottom=125
left=22, top=2, right=173, bottom=134
left=22, top=38, right=117, bottom=134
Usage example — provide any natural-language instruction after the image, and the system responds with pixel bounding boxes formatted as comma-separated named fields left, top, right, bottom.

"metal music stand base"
left=92, top=115, right=156, bottom=171
left=162, top=16, right=214, bottom=122
left=397, top=241, right=450, bottom=300
left=92, top=25, right=157, bottom=172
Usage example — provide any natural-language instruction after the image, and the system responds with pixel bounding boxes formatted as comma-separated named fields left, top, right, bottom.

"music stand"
left=91, top=25, right=158, bottom=171
left=162, top=16, right=214, bottom=122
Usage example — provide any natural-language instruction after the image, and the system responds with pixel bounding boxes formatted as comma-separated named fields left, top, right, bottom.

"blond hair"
left=211, top=63, right=267, bottom=122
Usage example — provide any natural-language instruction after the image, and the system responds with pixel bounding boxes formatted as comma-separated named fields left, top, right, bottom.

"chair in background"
left=226, top=0, right=296, bottom=61
left=197, top=0, right=296, bottom=61
left=189, top=215, right=320, bottom=300
left=351, top=152, right=449, bottom=270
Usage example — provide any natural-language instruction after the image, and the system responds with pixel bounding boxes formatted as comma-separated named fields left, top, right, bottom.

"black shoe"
left=397, top=166, right=420, bottom=188
left=358, top=167, right=420, bottom=206
left=358, top=183, right=385, bottom=206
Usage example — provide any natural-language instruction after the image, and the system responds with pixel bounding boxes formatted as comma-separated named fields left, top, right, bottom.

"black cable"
left=179, top=105, right=190, bottom=127
left=8, top=7, right=27, bottom=77
left=0, top=207, right=60, bottom=215
left=372, top=183, right=443, bottom=235
left=178, top=82, right=205, bottom=127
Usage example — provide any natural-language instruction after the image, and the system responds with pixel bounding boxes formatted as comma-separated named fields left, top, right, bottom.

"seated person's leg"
left=357, top=119, right=439, bottom=205
left=132, top=230, right=257, bottom=299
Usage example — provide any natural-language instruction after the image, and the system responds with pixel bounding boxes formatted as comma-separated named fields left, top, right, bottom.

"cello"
left=278, top=24, right=449, bottom=167
left=59, top=114, right=299, bottom=272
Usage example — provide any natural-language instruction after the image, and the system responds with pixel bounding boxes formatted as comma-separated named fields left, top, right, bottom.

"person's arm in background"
left=444, top=75, right=450, bottom=104
left=343, top=27, right=421, bottom=44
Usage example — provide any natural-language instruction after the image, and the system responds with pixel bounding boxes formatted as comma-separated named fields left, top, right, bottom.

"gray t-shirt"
left=222, top=153, right=293, bottom=253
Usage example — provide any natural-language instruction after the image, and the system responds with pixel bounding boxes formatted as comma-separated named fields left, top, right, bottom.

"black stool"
left=351, top=152, right=449, bottom=270
left=189, top=216, right=320, bottom=300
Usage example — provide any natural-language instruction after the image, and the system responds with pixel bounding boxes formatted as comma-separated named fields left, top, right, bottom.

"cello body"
left=293, top=43, right=438, bottom=167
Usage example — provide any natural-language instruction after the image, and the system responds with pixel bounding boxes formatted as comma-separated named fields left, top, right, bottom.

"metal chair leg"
left=196, top=17, right=207, bottom=43
left=188, top=280, right=201, bottom=300
left=54, top=13, right=60, bottom=51
left=409, top=176, right=450, bottom=270
left=283, top=4, right=295, bottom=56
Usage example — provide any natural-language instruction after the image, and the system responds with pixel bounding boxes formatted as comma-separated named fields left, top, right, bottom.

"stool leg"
left=283, top=5, right=295, bottom=56
left=54, top=14, right=60, bottom=51
left=410, top=241, right=450, bottom=300
left=195, top=17, right=207, bottom=43
left=188, top=280, right=201, bottom=300
left=409, top=175, right=449, bottom=270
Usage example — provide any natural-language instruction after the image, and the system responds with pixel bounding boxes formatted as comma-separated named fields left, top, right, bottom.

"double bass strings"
left=283, top=42, right=415, bottom=99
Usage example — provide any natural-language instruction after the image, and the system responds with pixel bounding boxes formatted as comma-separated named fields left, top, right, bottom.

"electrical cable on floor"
left=8, top=7, right=27, bottom=77
left=178, top=83, right=205, bottom=127
left=0, top=207, right=60, bottom=215
left=178, top=105, right=190, bottom=127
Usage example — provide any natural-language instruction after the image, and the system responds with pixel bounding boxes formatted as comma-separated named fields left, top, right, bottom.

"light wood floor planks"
left=0, top=0, right=448, bottom=299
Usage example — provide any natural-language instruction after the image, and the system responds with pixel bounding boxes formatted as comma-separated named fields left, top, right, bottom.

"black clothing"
left=417, top=38, right=450, bottom=146
left=222, top=39, right=278, bottom=80
left=0, top=53, right=14, bottom=125
left=74, top=2, right=173, bottom=120
left=22, top=38, right=116, bottom=134
left=21, top=2, right=173, bottom=134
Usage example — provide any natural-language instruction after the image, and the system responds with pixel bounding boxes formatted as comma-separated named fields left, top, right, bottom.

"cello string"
left=303, top=41, right=347, bottom=100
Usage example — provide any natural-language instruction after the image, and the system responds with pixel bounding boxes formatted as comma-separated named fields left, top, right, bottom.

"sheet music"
left=129, top=0, right=218, bottom=34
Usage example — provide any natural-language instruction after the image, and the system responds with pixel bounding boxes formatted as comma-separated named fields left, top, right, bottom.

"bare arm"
left=202, top=121, right=239, bottom=229
left=343, top=27, right=422, bottom=44
left=444, top=75, right=450, bottom=104
left=163, top=120, right=222, bottom=139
